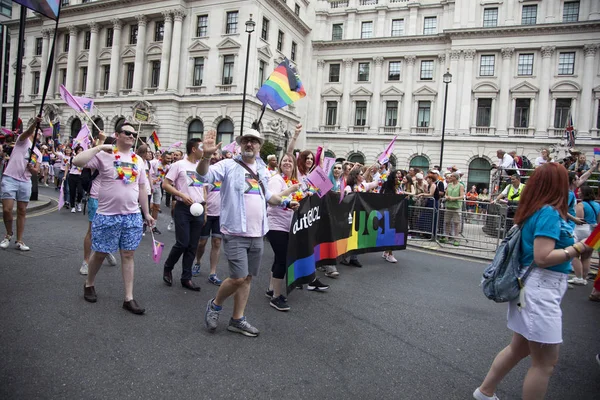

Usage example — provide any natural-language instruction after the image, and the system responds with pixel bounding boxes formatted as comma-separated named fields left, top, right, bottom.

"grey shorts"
left=1, top=175, right=32, bottom=202
left=446, top=209, right=461, bottom=224
left=151, top=187, right=162, bottom=205
left=222, top=234, right=264, bottom=279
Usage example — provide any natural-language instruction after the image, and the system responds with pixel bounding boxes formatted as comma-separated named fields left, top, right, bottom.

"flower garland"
left=283, top=174, right=305, bottom=202
left=113, top=145, right=139, bottom=184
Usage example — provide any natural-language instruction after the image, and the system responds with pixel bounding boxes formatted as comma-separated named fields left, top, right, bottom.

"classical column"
left=158, top=11, right=173, bottom=92
left=453, top=0, right=463, bottom=28
left=313, top=59, right=325, bottom=130
left=544, top=0, right=556, bottom=23
left=535, top=46, right=555, bottom=135
left=346, top=11, right=355, bottom=40
left=85, top=22, right=99, bottom=97
left=591, top=1, right=600, bottom=20
left=578, top=44, right=598, bottom=137
left=497, top=47, right=514, bottom=135
left=459, top=49, right=476, bottom=131
left=131, top=15, right=147, bottom=95
left=446, top=50, right=461, bottom=133
left=505, top=0, right=515, bottom=25
left=167, top=9, right=185, bottom=92
left=40, top=29, right=50, bottom=83
left=408, top=4, right=418, bottom=35
left=401, top=55, right=416, bottom=133
left=65, top=25, right=78, bottom=93
left=107, top=19, right=122, bottom=97
left=340, top=58, right=353, bottom=130
left=376, top=9, right=385, bottom=37
left=46, top=29, right=56, bottom=99
left=370, top=56, right=384, bottom=133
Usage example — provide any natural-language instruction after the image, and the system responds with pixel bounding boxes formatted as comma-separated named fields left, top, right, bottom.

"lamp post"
left=240, top=15, right=255, bottom=136
left=439, top=69, right=452, bottom=170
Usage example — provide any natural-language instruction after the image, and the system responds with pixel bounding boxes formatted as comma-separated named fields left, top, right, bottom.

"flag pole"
left=256, top=105, right=267, bottom=126
left=12, top=6, right=26, bottom=132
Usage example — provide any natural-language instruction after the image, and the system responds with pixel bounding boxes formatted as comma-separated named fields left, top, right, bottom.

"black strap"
left=585, top=200, right=599, bottom=220
left=234, top=159, right=266, bottom=198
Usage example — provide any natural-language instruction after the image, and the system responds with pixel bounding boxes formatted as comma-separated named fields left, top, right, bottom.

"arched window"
left=217, top=119, right=234, bottom=145
left=70, top=118, right=81, bottom=138
left=114, top=117, right=126, bottom=133
left=324, top=150, right=336, bottom=158
left=409, top=155, right=429, bottom=171
left=347, top=152, right=365, bottom=164
left=92, top=118, right=104, bottom=139
left=188, top=119, right=204, bottom=140
left=467, top=158, right=492, bottom=192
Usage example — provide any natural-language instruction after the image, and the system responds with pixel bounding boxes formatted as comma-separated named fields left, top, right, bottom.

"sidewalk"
left=0, top=195, right=54, bottom=214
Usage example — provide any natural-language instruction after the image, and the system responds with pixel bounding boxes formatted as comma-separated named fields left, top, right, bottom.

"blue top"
left=567, top=190, right=576, bottom=227
left=520, top=205, right=575, bottom=274
left=582, top=201, right=600, bottom=225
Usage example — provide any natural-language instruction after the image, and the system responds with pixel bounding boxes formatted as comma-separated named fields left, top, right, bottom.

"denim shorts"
left=1, top=175, right=32, bottom=202
left=200, top=216, right=222, bottom=239
left=87, top=197, right=98, bottom=222
left=151, top=187, right=162, bottom=205
left=92, top=213, right=143, bottom=253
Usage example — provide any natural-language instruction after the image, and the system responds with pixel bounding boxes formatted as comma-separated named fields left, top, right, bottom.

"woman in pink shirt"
left=68, top=146, right=85, bottom=213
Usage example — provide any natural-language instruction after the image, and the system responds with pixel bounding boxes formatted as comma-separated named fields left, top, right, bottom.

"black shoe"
left=265, top=289, right=274, bottom=299
left=349, top=259, right=363, bottom=268
left=270, top=295, right=290, bottom=311
left=294, top=283, right=303, bottom=290
left=307, top=278, right=330, bottom=292
left=152, top=227, right=162, bottom=235
left=181, top=280, right=201, bottom=292
left=163, top=270, right=173, bottom=286
left=123, top=299, right=145, bottom=315
left=83, top=284, right=97, bottom=303
left=339, top=259, right=350, bottom=266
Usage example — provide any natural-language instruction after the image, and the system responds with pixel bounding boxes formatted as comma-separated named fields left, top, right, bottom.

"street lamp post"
left=240, top=15, right=255, bottom=136
left=439, top=69, right=452, bottom=170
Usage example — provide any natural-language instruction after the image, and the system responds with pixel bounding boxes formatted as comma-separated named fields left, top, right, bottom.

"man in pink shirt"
left=162, top=139, right=205, bottom=291
left=73, top=122, right=154, bottom=315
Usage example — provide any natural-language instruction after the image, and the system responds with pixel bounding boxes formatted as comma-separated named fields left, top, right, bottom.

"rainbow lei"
left=283, top=174, right=305, bottom=202
left=113, top=145, right=139, bottom=184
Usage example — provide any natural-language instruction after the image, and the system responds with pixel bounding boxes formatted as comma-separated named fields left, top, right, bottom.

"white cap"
left=416, top=173, right=424, bottom=180
left=431, top=169, right=440, bottom=175
left=236, top=129, right=264, bottom=145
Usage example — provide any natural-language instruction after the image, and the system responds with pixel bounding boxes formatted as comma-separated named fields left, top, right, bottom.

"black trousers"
left=164, top=202, right=204, bottom=281
left=266, top=230, right=289, bottom=279
left=68, top=174, right=84, bottom=206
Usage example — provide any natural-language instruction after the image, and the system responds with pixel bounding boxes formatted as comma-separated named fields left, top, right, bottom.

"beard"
left=242, top=150, right=255, bottom=158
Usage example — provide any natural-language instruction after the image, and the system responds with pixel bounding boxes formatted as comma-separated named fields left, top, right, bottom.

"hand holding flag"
left=378, top=136, right=397, bottom=165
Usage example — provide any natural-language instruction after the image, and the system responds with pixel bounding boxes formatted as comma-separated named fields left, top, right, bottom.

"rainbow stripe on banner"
left=594, top=147, right=600, bottom=156
left=585, top=224, right=600, bottom=250
left=256, top=59, right=306, bottom=111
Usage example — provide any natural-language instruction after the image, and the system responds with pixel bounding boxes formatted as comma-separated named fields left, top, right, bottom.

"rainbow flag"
left=585, top=224, right=600, bottom=250
left=256, top=59, right=306, bottom=111
left=150, top=131, right=161, bottom=150
left=594, top=147, right=600, bottom=156
left=211, top=182, right=222, bottom=192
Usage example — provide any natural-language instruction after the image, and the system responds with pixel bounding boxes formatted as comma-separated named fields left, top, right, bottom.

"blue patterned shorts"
left=92, top=213, right=143, bottom=253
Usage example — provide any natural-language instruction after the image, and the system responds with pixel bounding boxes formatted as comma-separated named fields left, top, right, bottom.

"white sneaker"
left=381, top=252, right=386, bottom=259
left=15, top=242, right=30, bottom=251
left=567, top=277, right=588, bottom=286
left=167, top=220, right=174, bottom=231
left=473, top=388, right=499, bottom=400
left=77, top=203, right=82, bottom=212
left=80, top=261, right=88, bottom=275
left=106, top=253, right=117, bottom=266
left=71, top=207, right=76, bottom=213
left=385, top=254, right=398, bottom=263
left=0, top=235, right=11, bottom=249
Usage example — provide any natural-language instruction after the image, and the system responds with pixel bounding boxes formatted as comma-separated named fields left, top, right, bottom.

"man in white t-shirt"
left=73, top=122, right=154, bottom=315
left=496, top=149, right=518, bottom=178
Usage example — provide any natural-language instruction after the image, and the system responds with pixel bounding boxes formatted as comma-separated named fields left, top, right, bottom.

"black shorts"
left=200, top=216, right=221, bottom=239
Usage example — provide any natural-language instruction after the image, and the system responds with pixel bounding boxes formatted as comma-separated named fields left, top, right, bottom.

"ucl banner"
left=286, top=192, right=408, bottom=291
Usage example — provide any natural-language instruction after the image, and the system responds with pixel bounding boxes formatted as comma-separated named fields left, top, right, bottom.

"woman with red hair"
left=474, top=163, right=593, bottom=400
left=296, top=150, right=315, bottom=181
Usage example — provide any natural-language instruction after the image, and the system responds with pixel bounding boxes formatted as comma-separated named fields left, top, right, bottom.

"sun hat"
left=235, top=129, right=264, bottom=146
left=415, top=173, right=424, bottom=180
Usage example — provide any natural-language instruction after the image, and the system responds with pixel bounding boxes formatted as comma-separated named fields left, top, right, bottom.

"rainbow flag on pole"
left=149, top=131, right=161, bottom=150
left=256, top=59, right=306, bottom=111
left=585, top=224, right=600, bottom=250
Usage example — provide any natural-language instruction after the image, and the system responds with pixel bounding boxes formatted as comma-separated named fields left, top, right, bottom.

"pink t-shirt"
left=69, top=163, right=82, bottom=175
left=149, top=159, right=169, bottom=190
left=165, top=157, right=205, bottom=204
left=267, top=174, right=293, bottom=232
left=90, top=173, right=100, bottom=199
left=221, top=161, right=264, bottom=238
left=3, top=137, right=42, bottom=182
left=205, top=182, right=221, bottom=216
left=57, top=152, right=70, bottom=171
left=85, top=149, right=148, bottom=215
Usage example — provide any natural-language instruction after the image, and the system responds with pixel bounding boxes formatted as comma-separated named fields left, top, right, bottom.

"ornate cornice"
left=111, top=19, right=122, bottom=30
left=313, top=34, right=448, bottom=49
left=501, top=47, right=515, bottom=59
left=583, top=44, right=598, bottom=57
left=463, top=49, right=476, bottom=60
left=540, top=46, right=555, bottom=58
left=445, top=21, right=600, bottom=39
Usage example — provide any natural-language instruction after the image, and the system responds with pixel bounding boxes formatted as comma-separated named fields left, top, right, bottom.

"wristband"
left=563, top=249, right=571, bottom=261
left=280, top=198, right=291, bottom=209
left=573, top=243, right=583, bottom=254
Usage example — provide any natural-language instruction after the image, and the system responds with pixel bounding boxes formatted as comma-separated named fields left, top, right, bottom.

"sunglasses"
left=120, top=130, right=137, bottom=137
left=241, top=138, right=259, bottom=144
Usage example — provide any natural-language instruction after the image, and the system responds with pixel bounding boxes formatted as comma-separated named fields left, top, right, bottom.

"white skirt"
left=507, top=267, right=567, bottom=344
left=574, top=224, right=591, bottom=242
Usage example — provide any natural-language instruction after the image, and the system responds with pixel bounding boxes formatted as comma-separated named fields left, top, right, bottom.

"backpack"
left=481, top=224, right=534, bottom=303
left=81, top=168, right=99, bottom=193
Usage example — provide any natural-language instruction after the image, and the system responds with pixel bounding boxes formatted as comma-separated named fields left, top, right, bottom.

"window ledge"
left=555, top=74, right=577, bottom=78
left=222, top=33, right=240, bottom=37
left=476, top=75, right=498, bottom=79
left=193, top=36, right=210, bottom=40
left=355, top=80, right=371, bottom=84
left=417, top=79, right=435, bottom=83
left=259, top=37, right=269, bottom=45
left=514, top=75, right=536, bottom=78
left=386, top=79, right=402, bottom=83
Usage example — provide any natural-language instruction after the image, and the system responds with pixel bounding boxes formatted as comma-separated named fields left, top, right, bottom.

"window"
left=80, top=67, right=88, bottom=92
left=64, top=34, right=70, bottom=52
left=517, top=54, right=534, bottom=75
left=84, top=31, right=91, bottom=50
left=71, top=118, right=82, bottom=138
left=410, top=155, right=429, bottom=171
left=358, top=62, right=370, bottom=81
left=33, top=72, right=40, bottom=94
left=150, top=61, right=160, bottom=88
left=193, top=57, right=204, bottom=86
left=261, top=17, right=269, bottom=41
left=385, top=101, right=398, bottom=126
left=188, top=119, right=204, bottom=140
left=423, top=17, right=437, bottom=34
left=467, top=158, right=492, bottom=192
left=420, top=60, right=434, bottom=80
left=106, top=28, right=113, bottom=47
left=326, top=101, right=337, bottom=126
left=60, top=69, right=67, bottom=86
left=483, top=8, right=498, bottom=27
left=197, top=15, right=208, bottom=37
left=348, top=153, right=365, bottom=164
left=554, top=98, right=572, bottom=128
left=558, top=52, right=575, bottom=75
left=130, top=24, right=138, bottom=45
left=155, top=21, right=164, bottom=42
left=514, top=98, right=530, bottom=127
left=258, top=60, right=266, bottom=86
left=61, top=0, right=69, bottom=6
left=277, top=30, right=284, bottom=51
left=332, top=24, right=343, bottom=40
left=355, top=101, right=367, bottom=126
left=563, top=1, right=579, bottom=22
left=125, top=63, right=134, bottom=89
left=217, top=119, right=234, bottom=145
left=479, top=55, right=495, bottom=76
left=35, top=38, right=42, bottom=56
left=329, top=63, right=340, bottom=82
left=222, top=55, right=234, bottom=85
left=417, top=101, right=431, bottom=127
left=361, top=21, right=373, bottom=39
left=476, top=99, right=492, bottom=127
left=391, top=19, right=404, bottom=36
left=388, top=61, right=401, bottom=81
left=102, top=66, right=110, bottom=91
left=295, top=3, right=300, bottom=16
left=291, top=42, right=297, bottom=61
left=521, top=4, right=537, bottom=25
left=226, top=11, right=238, bottom=34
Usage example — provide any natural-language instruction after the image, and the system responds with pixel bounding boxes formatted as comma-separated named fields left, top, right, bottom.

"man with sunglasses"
left=73, top=122, right=154, bottom=315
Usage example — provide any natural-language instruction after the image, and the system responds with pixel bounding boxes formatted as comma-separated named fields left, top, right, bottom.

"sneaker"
left=385, top=254, right=398, bottom=263
left=265, top=289, right=274, bottom=299
left=204, top=299, right=221, bottom=332
left=439, top=237, right=448, bottom=244
left=192, top=263, right=201, bottom=277
left=453, top=240, right=460, bottom=247
left=349, top=258, right=362, bottom=268
left=167, top=220, right=174, bottom=231
left=307, top=278, right=330, bottom=292
left=567, top=277, right=587, bottom=286
left=106, top=253, right=117, bottom=266
left=71, top=207, right=76, bottom=213
left=227, top=317, right=260, bottom=337
left=270, top=295, right=291, bottom=312
left=0, top=235, right=11, bottom=249
left=76, top=203, right=82, bottom=212
left=381, top=252, right=387, bottom=259
left=324, top=265, right=340, bottom=278
left=316, top=265, right=326, bottom=272
left=152, top=227, right=161, bottom=235
left=15, top=242, right=30, bottom=251
left=473, top=388, right=499, bottom=400
left=208, top=274, right=222, bottom=286
left=80, top=261, right=88, bottom=275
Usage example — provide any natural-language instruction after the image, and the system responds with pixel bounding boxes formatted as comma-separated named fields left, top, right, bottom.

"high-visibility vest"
left=508, top=184, right=525, bottom=201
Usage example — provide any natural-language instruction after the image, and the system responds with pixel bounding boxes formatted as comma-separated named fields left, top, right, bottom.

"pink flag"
left=306, top=166, right=334, bottom=198
left=72, top=95, right=94, bottom=112
left=322, top=157, right=336, bottom=175
left=152, top=239, right=165, bottom=264
left=222, top=142, right=236, bottom=153
left=339, top=175, right=346, bottom=203
left=58, top=182, right=65, bottom=210
left=314, top=146, right=323, bottom=167
left=73, top=125, right=92, bottom=150
left=378, top=136, right=397, bottom=165
left=42, top=128, right=53, bottom=137
left=234, top=144, right=241, bottom=155
left=1, top=127, right=14, bottom=136
left=59, top=85, right=89, bottom=114
left=166, top=141, right=183, bottom=152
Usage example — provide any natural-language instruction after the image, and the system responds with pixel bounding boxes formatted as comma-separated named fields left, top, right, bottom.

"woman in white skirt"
left=569, top=185, right=600, bottom=286
left=474, top=163, right=593, bottom=400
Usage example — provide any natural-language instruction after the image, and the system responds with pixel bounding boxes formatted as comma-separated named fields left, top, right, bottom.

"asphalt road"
left=0, top=187, right=598, bottom=400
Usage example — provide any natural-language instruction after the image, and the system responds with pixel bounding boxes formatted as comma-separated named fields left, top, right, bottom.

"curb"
left=0, top=195, right=54, bottom=215
left=407, top=243, right=493, bottom=263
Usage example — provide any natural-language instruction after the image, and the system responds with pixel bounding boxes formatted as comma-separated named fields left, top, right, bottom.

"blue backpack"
left=481, top=225, right=534, bottom=303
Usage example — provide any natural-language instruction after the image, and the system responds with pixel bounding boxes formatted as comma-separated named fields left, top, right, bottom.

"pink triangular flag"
left=152, top=239, right=164, bottom=264
left=378, top=136, right=397, bottom=165
left=57, top=182, right=65, bottom=210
